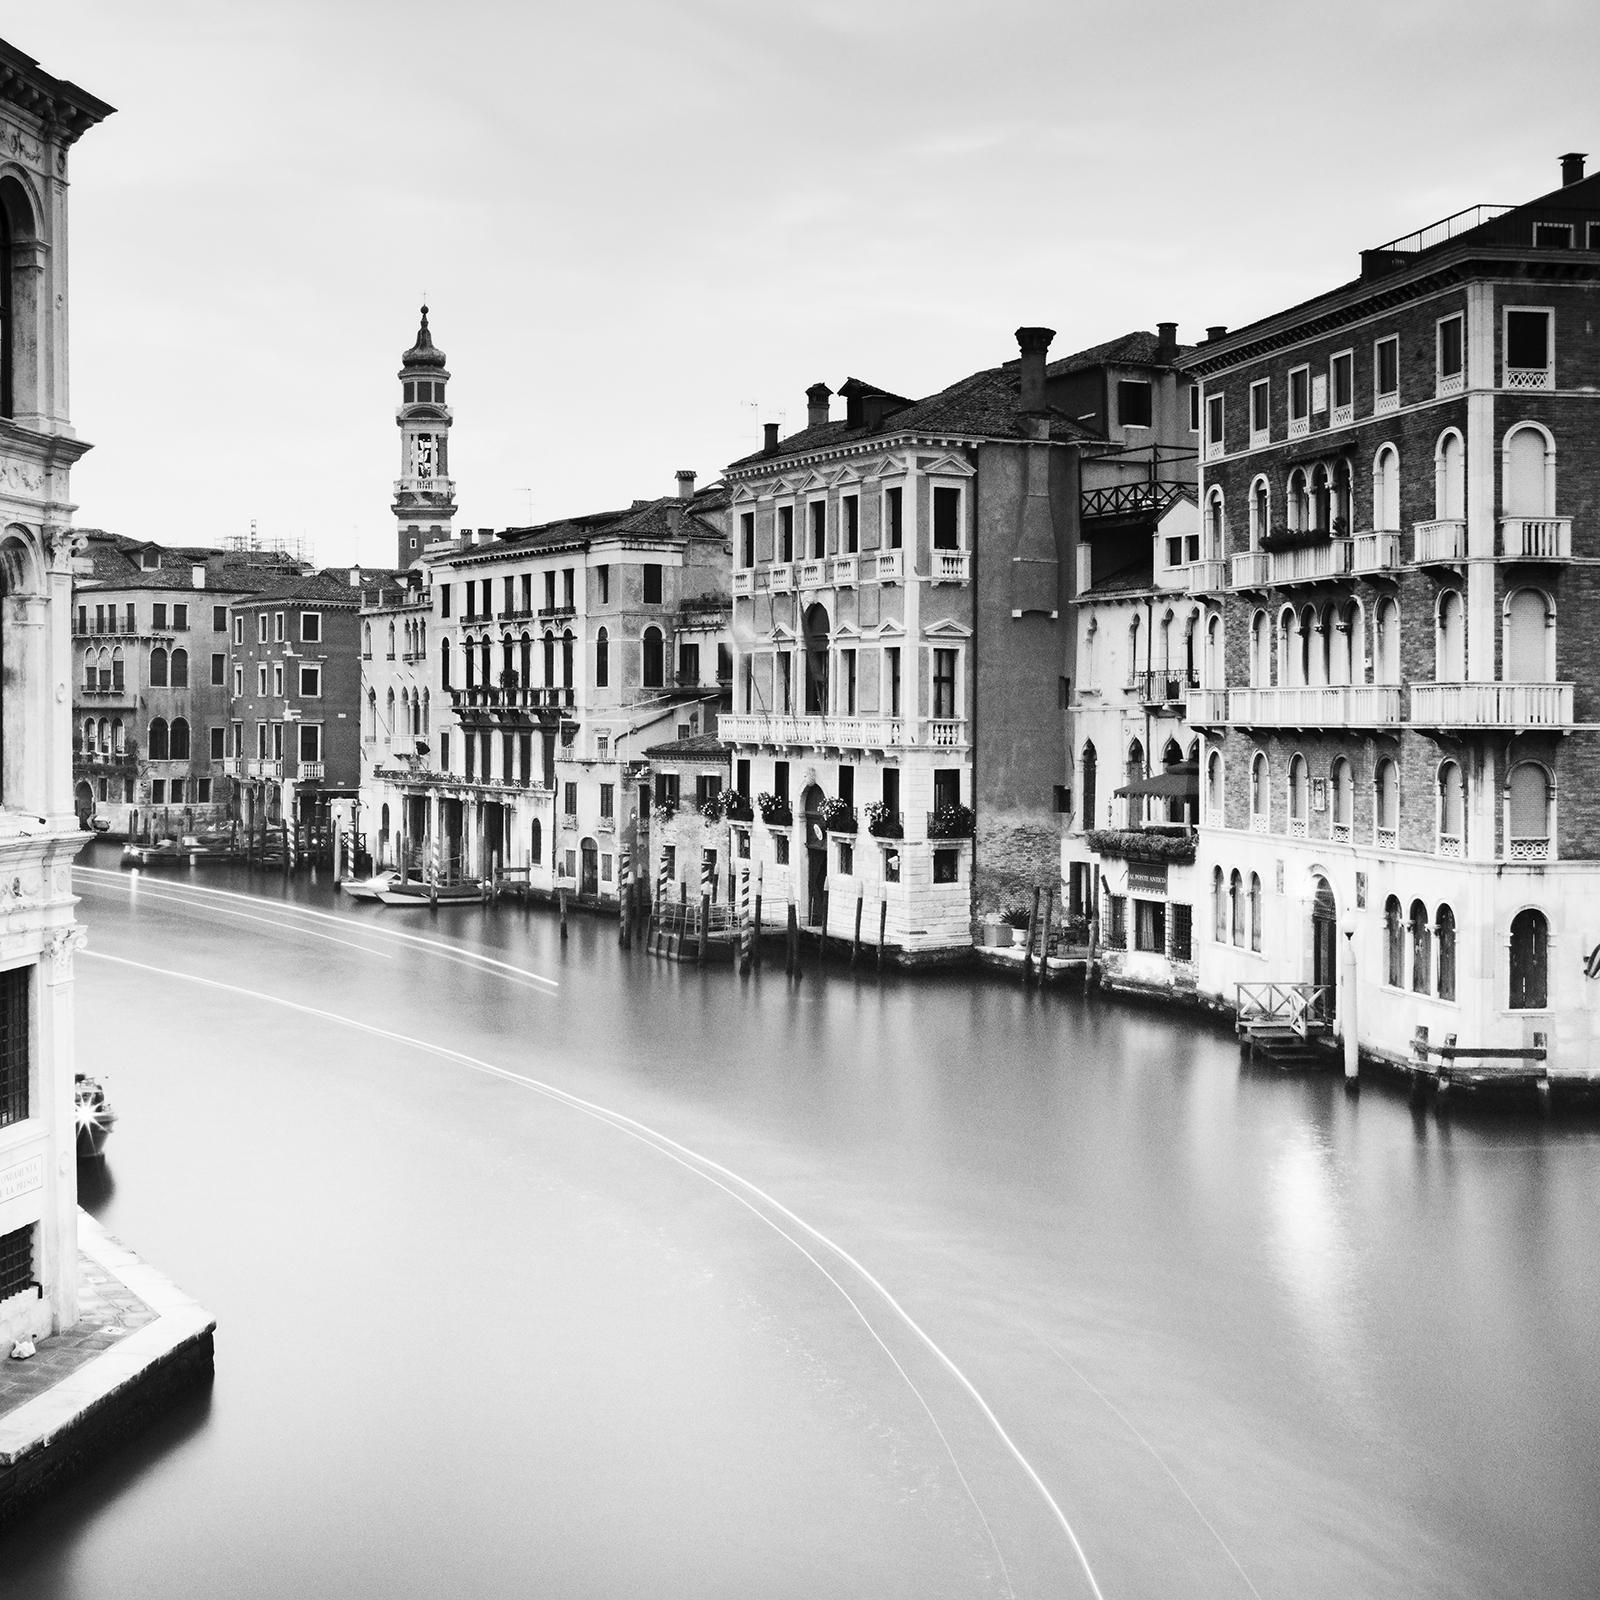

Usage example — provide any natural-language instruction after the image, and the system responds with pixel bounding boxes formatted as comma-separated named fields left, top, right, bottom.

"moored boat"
left=340, top=871, right=401, bottom=901
left=75, top=1073, right=116, bottom=1159
left=375, top=880, right=484, bottom=906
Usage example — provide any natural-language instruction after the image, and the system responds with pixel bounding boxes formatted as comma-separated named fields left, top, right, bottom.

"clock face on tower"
left=413, top=434, right=434, bottom=479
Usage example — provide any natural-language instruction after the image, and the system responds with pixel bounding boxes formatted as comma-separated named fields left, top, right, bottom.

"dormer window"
left=1117, top=380, right=1152, bottom=429
left=141, top=550, right=160, bottom=570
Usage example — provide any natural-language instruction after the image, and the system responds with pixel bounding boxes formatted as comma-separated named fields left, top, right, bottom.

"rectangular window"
left=1171, top=904, right=1193, bottom=962
left=776, top=653, right=792, bottom=715
left=1533, top=221, right=1573, bottom=249
left=564, top=782, right=578, bottom=815
left=1206, top=393, right=1224, bottom=455
left=213, top=605, right=227, bottom=631
left=740, top=513, right=755, bottom=567
left=197, top=778, right=212, bottom=803
left=256, top=722, right=268, bottom=758
left=596, top=566, right=609, bottom=605
left=1288, top=365, right=1310, bottom=434
left=678, top=642, right=700, bottom=684
left=301, top=612, right=322, bottom=642
left=1438, top=315, right=1464, bottom=392
left=273, top=663, right=284, bottom=697
left=838, top=839, right=853, bottom=874
left=1117, top=380, right=1152, bottom=428
left=1249, top=379, right=1270, bottom=444
left=774, top=834, right=790, bottom=865
left=600, top=783, right=614, bottom=819
left=932, top=648, right=957, bottom=720
left=211, top=652, right=226, bottom=685
left=274, top=612, right=285, bottom=642
left=209, top=726, right=225, bottom=759
left=440, top=583, right=452, bottom=619
left=299, top=724, right=321, bottom=761
left=1330, top=351, right=1353, bottom=421
left=299, top=665, right=321, bottom=697
left=1374, top=335, right=1400, bottom=411
left=777, top=506, right=793, bottom=563
left=642, top=564, right=663, bottom=605
left=504, top=576, right=515, bottom=614
left=933, top=847, right=959, bottom=885
left=837, top=765, right=854, bottom=807
left=0, top=965, right=29, bottom=1129
left=841, top=648, right=857, bottom=715
left=234, top=666, right=243, bottom=696
left=932, top=486, right=960, bottom=550
left=809, top=500, right=826, bottom=559
left=257, top=664, right=268, bottom=695
left=737, top=757, right=751, bottom=795
left=885, top=486, right=903, bottom=549
left=694, top=773, right=721, bottom=809
left=126, top=603, right=136, bottom=632
left=152, top=602, right=168, bottom=629
left=230, top=720, right=242, bottom=755
left=439, top=732, right=450, bottom=773
left=257, top=614, right=268, bottom=643
left=150, top=778, right=166, bottom=804
left=843, top=495, right=859, bottom=554
left=173, top=603, right=189, bottom=630
left=883, top=846, right=900, bottom=882
left=78, top=604, right=88, bottom=634
left=1188, top=384, right=1200, bottom=432
left=886, top=646, right=901, bottom=718
left=562, top=568, right=575, bottom=609
left=1134, top=899, right=1167, bottom=954
left=1108, top=894, right=1127, bottom=949
left=1504, top=309, right=1553, bottom=387
left=544, top=572, right=556, bottom=611
left=773, top=759, right=790, bottom=801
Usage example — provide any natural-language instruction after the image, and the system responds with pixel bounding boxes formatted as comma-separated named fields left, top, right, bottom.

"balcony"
left=1412, top=519, right=1467, bottom=564
left=596, top=815, right=616, bottom=834
left=931, top=549, right=969, bottom=583
left=1218, top=685, right=1403, bottom=728
left=768, top=562, right=794, bottom=594
left=298, top=760, right=325, bottom=781
left=447, top=685, right=574, bottom=725
left=1230, top=550, right=1272, bottom=588
left=1410, top=681, right=1573, bottom=729
left=1504, top=365, right=1553, bottom=391
left=1130, top=668, right=1199, bottom=707
left=1185, top=689, right=1228, bottom=725
left=719, top=712, right=966, bottom=751
left=829, top=555, right=857, bottom=587
left=1186, top=559, right=1228, bottom=593
left=537, top=604, right=575, bottom=621
left=250, top=758, right=283, bottom=779
left=1349, top=531, right=1402, bottom=574
left=873, top=550, right=903, bottom=583
left=732, top=570, right=753, bottom=597
left=797, top=559, right=829, bottom=590
left=1499, top=517, right=1571, bottom=561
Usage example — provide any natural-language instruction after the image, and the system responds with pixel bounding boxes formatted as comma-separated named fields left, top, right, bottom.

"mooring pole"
left=752, top=862, right=764, bottom=971
left=1024, top=887, right=1041, bottom=978
left=1037, top=888, right=1054, bottom=987
left=619, top=848, right=632, bottom=947
left=559, top=888, right=568, bottom=940
left=817, top=888, right=829, bottom=981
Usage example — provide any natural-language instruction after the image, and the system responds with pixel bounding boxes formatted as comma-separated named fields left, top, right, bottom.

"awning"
left=1114, top=765, right=1199, bottom=800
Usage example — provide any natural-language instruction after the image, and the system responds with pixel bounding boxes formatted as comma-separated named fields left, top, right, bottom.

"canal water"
left=5, top=843, right=1599, bottom=1597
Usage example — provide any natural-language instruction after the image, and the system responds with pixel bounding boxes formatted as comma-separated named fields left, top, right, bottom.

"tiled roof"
left=1046, top=330, right=1194, bottom=376
left=231, top=568, right=393, bottom=606
left=460, top=485, right=731, bottom=558
left=643, top=733, right=732, bottom=759
left=726, top=359, right=1103, bottom=471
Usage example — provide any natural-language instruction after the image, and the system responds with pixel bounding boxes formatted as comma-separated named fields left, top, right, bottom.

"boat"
left=121, top=837, right=195, bottom=869
left=340, top=870, right=401, bottom=901
left=75, top=1073, right=116, bottom=1159
left=375, top=879, right=484, bottom=906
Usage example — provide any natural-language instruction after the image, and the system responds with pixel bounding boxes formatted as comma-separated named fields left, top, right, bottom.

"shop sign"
left=1127, top=861, right=1169, bottom=895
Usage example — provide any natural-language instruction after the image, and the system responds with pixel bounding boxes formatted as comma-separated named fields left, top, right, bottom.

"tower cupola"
left=392, top=304, right=458, bottom=568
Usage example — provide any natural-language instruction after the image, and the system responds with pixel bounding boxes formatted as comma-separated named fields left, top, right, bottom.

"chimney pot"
left=763, top=421, right=780, bottom=454
left=1155, top=321, right=1179, bottom=362
left=805, top=383, right=832, bottom=428
left=1561, top=151, right=1587, bottom=187
left=1206, top=324, right=1229, bottom=343
left=675, top=469, right=696, bottom=500
left=1015, top=326, right=1056, bottom=413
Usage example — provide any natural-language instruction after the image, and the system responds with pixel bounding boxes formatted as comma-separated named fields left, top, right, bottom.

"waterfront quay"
left=3, top=844, right=1596, bottom=1599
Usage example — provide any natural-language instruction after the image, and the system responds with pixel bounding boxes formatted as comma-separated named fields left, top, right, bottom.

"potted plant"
left=722, top=789, right=753, bottom=822
left=928, top=801, right=975, bottom=839
left=818, top=795, right=857, bottom=833
left=756, top=791, right=792, bottom=827
left=699, top=791, right=726, bottom=823
left=864, top=800, right=902, bottom=839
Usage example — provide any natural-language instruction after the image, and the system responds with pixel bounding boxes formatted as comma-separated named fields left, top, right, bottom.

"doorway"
left=580, top=837, right=599, bottom=897
left=1311, top=876, right=1338, bottom=1022
left=801, top=782, right=827, bottom=925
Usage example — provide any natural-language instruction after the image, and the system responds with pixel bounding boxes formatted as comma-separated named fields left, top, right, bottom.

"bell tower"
left=392, top=304, right=458, bottom=568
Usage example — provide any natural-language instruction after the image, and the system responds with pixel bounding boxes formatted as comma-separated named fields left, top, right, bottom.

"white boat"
left=375, top=880, right=483, bottom=906
left=340, top=871, right=400, bottom=901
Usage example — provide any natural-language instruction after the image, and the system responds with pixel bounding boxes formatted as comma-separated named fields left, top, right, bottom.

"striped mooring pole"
left=618, top=847, right=632, bottom=946
left=738, top=863, right=754, bottom=975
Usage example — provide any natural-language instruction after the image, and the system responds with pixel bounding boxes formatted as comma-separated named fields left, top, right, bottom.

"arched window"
left=1437, top=590, right=1465, bottom=681
left=1310, top=463, right=1332, bottom=532
left=387, top=621, right=396, bottom=659
left=1230, top=869, right=1244, bottom=945
left=1435, top=430, right=1465, bottom=520
left=1509, top=908, right=1549, bottom=1010
left=96, top=717, right=108, bottom=750
left=385, top=688, right=395, bottom=742
left=1249, top=872, right=1262, bottom=952
left=1250, top=478, right=1270, bottom=549
left=1508, top=762, right=1552, bottom=859
left=1287, top=468, right=1309, bottom=532
left=1199, top=612, right=1216, bottom=688
left=148, top=717, right=169, bottom=760
left=149, top=646, right=168, bottom=687
left=440, top=637, right=451, bottom=690
left=111, top=717, right=124, bottom=754
left=1333, top=459, right=1353, bottom=535
left=1338, top=599, right=1362, bottom=685
left=1374, top=758, right=1399, bottom=845
left=561, top=628, right=574, bottom=689
left=501, top=634, right=515, bottom=683
left=1374, top=597, right=1400, bottom=683
left=170, top=647, right=189, bottom=688
left=170, top=718, right=190, bottom=760
left=597, top=628, right=612, bottom=689
left=1288, top=753, right=1307, bottom=829
left=1438, top=760, right=1465, bottom=854
left=1385, top=895, right=1404, bottom=987
left=1127, top=615, right=1141, bottom=685
left=1278, top=607, right=1298, bottom=686
left=421, top=689, right=430, bottom=735
left=112, top=647, right=125, bottom=690
left=530, top=817, right=542, bottom=865
left=1251, top=751, right=1269, bottom=829
left=642, top=626, right=664, bottom=688
left=366, top=689, right=376, bottom=739
left=543, top=632, right=556, bottom=687
left=82, top=648, right=96, bottom=689
left=479, top=637, right=492, bottom=685
left=1331, top=758, right=1353, bottom=838
left=1373, top=444, right=1400, bottom=532
left=363, top=622, right=372, bottom=660
left=1409, top=900, right=1432, bottom=993
left=80, top=716, right=93, bottom=753
left=1504, top=587, right=1552, bottom=681
left=1205, top=488, right=1225, bottom=556
left=1436, top=905, right=1457, bottom=1002
left=1503, top=424, right=1554, bottom=517
left=1124, top=737, right=1144, bottom=826
left=1080, top=741, right=1097, bottom=830
left=1299, top=604, right=1317, bottom=685
left=1206, top=750, right=1222, bottom=821
left=1213, top=866, right=1227, bottom=941
left=1250, top=610, right=1270, bottom=686
left=519, top=633, right=532, bottom=685
left=410, top=691, right=421, bottom=736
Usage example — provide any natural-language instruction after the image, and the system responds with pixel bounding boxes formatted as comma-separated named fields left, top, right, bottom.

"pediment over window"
left=916, top=452, right=976, bottom=479
left=923, top=618, right=973, bottom=639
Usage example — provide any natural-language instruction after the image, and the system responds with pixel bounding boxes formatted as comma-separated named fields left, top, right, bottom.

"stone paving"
left=0, top=1253, right=157, bottom=1418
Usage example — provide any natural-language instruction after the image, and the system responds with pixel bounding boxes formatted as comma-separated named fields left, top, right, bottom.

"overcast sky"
left=22, top=0, right=1598, bottom=567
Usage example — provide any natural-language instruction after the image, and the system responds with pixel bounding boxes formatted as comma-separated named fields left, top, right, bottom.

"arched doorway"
left=801, top=604, right=830, bottom=715
left=1311, top=876, right=1338, bottom=1021
left=580, top=836, right=599, bottom=898
left=74, top=779, right=93, bottom=827
left=801, top=781, right=827, bottom=925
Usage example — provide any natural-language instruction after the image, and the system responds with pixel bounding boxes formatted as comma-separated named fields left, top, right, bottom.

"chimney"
left=1015, top=326, right=1055, bottom=412
left=1155, top=321, right=1179, bottom=363
left=1561, top=151, right=1587, bottom=187
left=806, top=383, right=832, bottom=427
left=190, top=563, right=206, bottom=589
left=348, top=565, right=362, bottom=588
left=763, top=421, right=780, bottom=454
left=1206, top=324, right=1229, bottom=343
left=675, top=469, right=696, bottom=500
